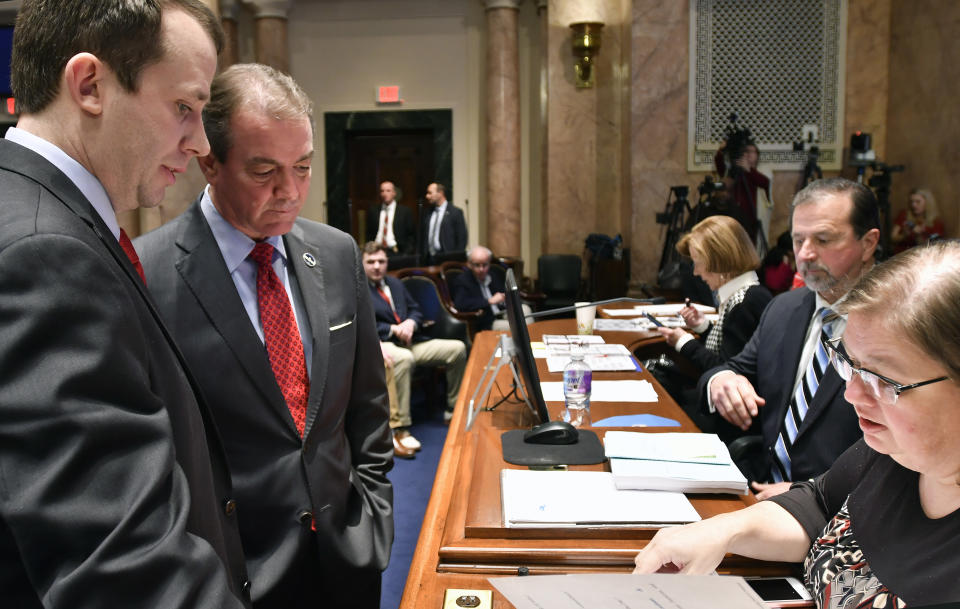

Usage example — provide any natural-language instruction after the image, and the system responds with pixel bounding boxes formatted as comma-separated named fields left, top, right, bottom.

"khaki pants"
left=381, top=338, right=467, bottom=428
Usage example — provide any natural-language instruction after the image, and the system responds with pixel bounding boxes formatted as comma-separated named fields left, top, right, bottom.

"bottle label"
left=563, top=369, right=592, bottom=395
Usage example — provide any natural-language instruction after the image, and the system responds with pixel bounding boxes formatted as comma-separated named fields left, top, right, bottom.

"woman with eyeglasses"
left=633, top=241, right=960, bottom=606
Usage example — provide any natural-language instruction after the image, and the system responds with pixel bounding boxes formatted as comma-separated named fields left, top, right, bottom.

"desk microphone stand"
left=465, top=334, right=533, bottom=431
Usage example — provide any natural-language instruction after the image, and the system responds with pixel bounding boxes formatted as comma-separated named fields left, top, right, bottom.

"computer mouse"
left=523, top=420, right=579, bottom=445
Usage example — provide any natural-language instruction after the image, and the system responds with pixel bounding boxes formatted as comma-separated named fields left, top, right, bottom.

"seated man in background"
left=700, top=178, right=877, bottom=499
left=363, top=242, right=468, bottom=443
left=450, top=245, right=506, bottom=331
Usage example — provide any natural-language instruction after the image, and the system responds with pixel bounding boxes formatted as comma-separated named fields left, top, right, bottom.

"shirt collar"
left=6, top=127, right=120, bottom=240
left=716, top=270, right=759, bottom=305
left=200, top=185, right=287, bottom=273
left=435, top=200, right=448, bottom=215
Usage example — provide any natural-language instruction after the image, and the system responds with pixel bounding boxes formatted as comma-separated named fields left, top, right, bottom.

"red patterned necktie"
left=249, top=242, right=309, bottom=436
left=118, top=229, right=146, bottom=285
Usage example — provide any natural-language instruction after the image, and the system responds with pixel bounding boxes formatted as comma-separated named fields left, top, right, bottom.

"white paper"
left=609, top=457, right=748, bottom=495
left=500, top=469, right=701, bottom=526
left=604, top=431, right=734, bottom=465
left=540, top=380, right=658, bottom=402
left=491, top=573, right=768, bottom=609
left=546, top=355, right=638, bottom=372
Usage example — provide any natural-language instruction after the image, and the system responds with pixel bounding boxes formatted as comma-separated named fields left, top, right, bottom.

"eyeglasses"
left=825, top=337, right=948, bottom=405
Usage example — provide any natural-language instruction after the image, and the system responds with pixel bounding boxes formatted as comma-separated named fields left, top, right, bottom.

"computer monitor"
left=504, top=268, right=550, bottom=424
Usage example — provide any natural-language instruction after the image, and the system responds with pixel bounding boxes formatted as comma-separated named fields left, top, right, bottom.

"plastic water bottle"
left=563, top=350, right=592, bottom=427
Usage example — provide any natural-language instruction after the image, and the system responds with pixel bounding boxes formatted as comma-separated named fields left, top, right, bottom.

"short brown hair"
left=676, top=215, right=759, bottom=275
left=362, top=241, right=388, bottom=257
left=12, top=0, right=224, bottom=114
left=203, top=63, right=314, bottom=163
left=837, top=240, right=960, bottom=382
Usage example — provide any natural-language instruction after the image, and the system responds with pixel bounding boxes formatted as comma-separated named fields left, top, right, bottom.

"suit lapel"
left=0, top=144, right=235, bottom=468
left=767, top=290, right=817, bottom=427
left=173, top=203, right=292, bottom=426
left=284, top=224, right=330, bottom=438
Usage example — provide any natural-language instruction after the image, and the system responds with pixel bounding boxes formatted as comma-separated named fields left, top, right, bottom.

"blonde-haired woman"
left=891, top=188, right=944, bottom=253
left=653, top=215, right=771, bottom=436
left=635, top=240, right=960, bottom=606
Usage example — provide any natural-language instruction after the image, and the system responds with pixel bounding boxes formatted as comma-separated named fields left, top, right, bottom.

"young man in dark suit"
left=363, top=242, right=467, bottom=438
left=450, top=245, right=506, bottom=332
left=421, top=182, right=467, bottom=262
left=0, top=1, right=251, bottom=607
left=136, top=64, right=394, bottom=609
left=700, top=178, right=878, bottom=499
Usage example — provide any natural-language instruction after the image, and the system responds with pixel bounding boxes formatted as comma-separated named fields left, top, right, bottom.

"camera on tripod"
left=697, top=176, right=725, bottom=197
left=655, top=186, right=689, bottom=225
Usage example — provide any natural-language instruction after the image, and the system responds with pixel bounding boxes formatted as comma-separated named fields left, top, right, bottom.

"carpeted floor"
left=379, top=393, right=449, bottom=609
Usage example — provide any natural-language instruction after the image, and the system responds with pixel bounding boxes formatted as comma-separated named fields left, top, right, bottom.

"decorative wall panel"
left=688, top=0, right=847, bottom=170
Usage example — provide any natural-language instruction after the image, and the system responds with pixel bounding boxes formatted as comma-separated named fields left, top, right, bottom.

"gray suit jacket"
left=0, top=140, right=249, bottom=608
left=136, top=200, right=393, bottom=609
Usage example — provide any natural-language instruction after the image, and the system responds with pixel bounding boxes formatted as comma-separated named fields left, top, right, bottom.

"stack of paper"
left=604, top=431, right=748, bottom=494
left=500, top=469, right=701, bottom=527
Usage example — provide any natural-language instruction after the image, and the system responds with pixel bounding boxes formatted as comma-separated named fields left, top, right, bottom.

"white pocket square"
left=329, top=320, right=353, bottom=331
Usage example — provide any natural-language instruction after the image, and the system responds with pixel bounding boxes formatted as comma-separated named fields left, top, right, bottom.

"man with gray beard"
left=699, top=178, right=879, bottom=498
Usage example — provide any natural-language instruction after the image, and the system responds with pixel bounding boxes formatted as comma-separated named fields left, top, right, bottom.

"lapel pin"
left=302, top=252, right=317, bottom=267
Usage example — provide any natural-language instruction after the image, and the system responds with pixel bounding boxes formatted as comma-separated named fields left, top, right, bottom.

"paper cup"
left=575, top=302, right=596, bottom=335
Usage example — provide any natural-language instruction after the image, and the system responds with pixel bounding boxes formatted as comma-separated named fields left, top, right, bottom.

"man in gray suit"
left=0, top=1, right=250, bottom=607
left=136, top=64, right=393, bottom=609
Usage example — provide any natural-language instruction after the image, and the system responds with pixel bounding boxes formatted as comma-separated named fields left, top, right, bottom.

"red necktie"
left=250, top=242, right=309, bottom=436
left=380, top=209, right=388, bottom=245
left=376, top=283, right=401, bottom=323
left=118, top=229, right=146, bottom=285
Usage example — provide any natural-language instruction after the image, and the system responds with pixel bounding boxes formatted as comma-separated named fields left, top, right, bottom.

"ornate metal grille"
left=688, top=0, right=847, bottom=171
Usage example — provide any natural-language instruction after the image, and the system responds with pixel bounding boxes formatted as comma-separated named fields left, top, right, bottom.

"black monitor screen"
left=504, top=269, right=550, bottom=424
left=0, top=26, right=11, bottom=97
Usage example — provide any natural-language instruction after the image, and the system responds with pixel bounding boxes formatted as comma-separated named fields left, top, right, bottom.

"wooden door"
left=346, top=129, right=434, bottom=246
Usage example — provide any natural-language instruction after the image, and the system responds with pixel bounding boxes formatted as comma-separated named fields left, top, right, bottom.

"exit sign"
left=376, top=86, right=402, bottom=104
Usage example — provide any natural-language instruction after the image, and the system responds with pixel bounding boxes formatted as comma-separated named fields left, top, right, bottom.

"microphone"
left=525, top=296, right=667, bottom=320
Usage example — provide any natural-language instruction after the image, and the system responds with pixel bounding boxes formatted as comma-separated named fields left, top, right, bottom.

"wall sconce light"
left=570, top=21, right=604, bottom=89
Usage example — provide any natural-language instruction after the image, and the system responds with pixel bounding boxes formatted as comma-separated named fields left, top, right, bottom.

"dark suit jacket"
left=698, top=287, right=862, bottom=482
left=449, top=270, right=505, bottom=331
left=136, top=201, right=393, bottom=609
left=420, top=203, right=467, bottom=256
left=679, top=284, right=772, bottom=372
left=365, top=202, right=415, bottom=255
left=0, top=140, right=249, bottom=608
left=369, top=274, right=427, bottom=345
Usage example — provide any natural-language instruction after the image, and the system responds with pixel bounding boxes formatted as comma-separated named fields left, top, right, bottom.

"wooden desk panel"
left=400, top=323, right=796, bottom=608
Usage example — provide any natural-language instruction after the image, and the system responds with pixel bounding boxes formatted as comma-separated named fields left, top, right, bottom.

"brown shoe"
left=392, top=432, right=415, bottom=459
left=394, top=428, right=421, bottom=451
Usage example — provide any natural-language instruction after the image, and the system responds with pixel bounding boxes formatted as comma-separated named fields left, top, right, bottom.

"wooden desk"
left=400, top=320, right=794, bottom=608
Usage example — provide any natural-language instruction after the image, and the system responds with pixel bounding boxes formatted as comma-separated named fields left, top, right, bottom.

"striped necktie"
left=771, top=307, right=832, bottom=482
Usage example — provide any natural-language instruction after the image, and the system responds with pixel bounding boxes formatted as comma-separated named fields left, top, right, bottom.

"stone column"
left=219, top=0, right=241, bottom=69
left=484, top=0, right=522, bottom=257
left=247, top=0, right=292, bottom=73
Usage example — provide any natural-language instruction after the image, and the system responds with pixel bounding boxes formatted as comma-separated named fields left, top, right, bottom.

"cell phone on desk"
left=744, top=577, right=813, bottom=606
left=643, top=312, right=664, bottom=327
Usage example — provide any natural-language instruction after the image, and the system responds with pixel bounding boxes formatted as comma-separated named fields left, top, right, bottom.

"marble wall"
left=886, top=0, right=960, bottom=239
left=544, top=0, right=631, bottom=265
left=626, top=0, right=898, bottom=287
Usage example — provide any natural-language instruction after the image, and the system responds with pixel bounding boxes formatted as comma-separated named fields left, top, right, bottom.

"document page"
left=491, top=573, right=767, bottom=609
left=540, top=380, right=658, bottom=402
left=500, top=469, right=700, bottom=527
